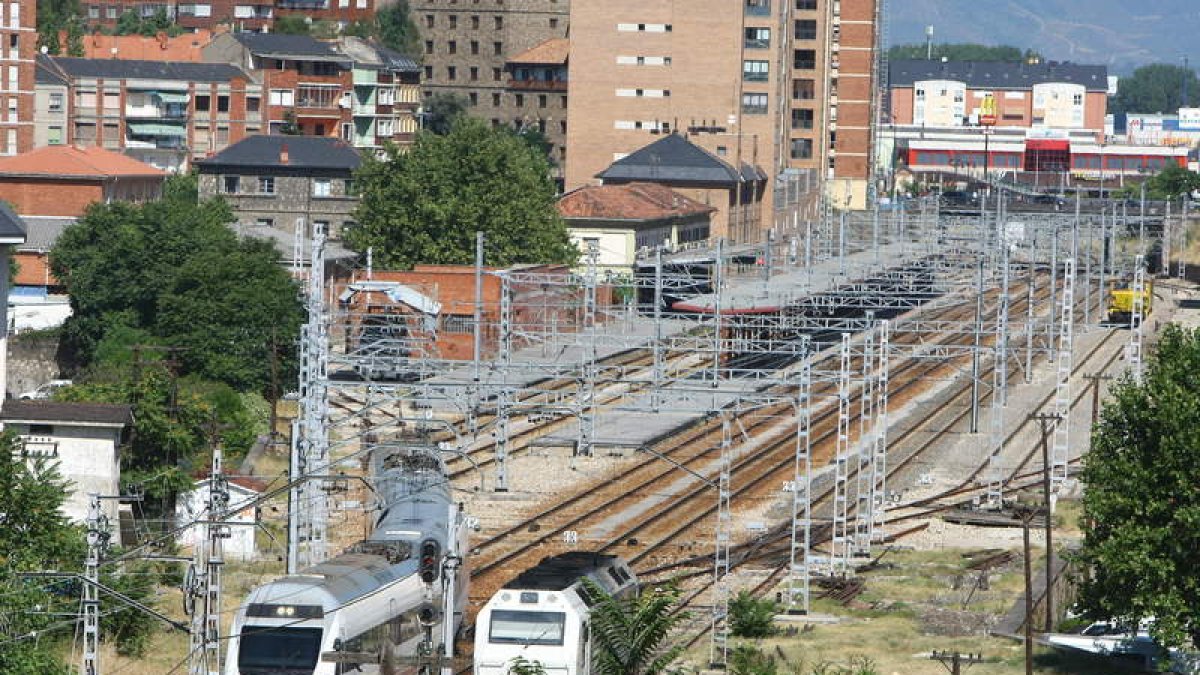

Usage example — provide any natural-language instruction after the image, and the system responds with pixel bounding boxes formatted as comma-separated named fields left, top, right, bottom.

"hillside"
left=889, top=0, right=1200, bottom=73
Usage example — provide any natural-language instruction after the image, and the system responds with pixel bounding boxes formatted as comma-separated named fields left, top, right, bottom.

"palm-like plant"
left=583, top=578, right=687, bottom=675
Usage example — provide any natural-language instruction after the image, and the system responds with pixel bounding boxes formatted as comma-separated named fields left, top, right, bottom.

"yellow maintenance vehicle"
left=1106, top=280, right=1153, bottom=326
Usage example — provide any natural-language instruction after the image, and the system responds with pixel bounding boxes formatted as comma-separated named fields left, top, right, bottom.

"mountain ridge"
left=889, top=0, right=1200, bottom=74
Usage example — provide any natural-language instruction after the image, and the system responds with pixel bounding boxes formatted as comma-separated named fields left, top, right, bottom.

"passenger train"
left=473, top=553, right=637, bottom=675
left=224, top=443, right=470, bottom=675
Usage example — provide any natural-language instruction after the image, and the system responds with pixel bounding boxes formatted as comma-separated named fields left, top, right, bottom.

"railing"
left=507, top=78, right=568, bottom=92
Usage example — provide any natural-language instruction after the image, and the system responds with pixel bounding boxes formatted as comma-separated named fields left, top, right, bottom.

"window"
left=425, top=40, right=433, bottom=54
left=741, top=93, right=768, bottom=114
left=538, top=94, right=546, bottom=108
left=795, top=19, right=817, bottom=39
left=515, top=94, right=524, bottom=107
left=745, top=0, right=769, bottom=14
left=790, top=138, right=813, bottom=159
left=258, top=176, right=274, bottom=194
left=492, top=67, right=502, bottom=81
left=102, top=122, right=118, bottom=147
left=75, top=121, right=95, bottom=143
left=447, top=66, right=456, bottom=80
left=87, top=4, right=98, bottom=17
left=471, top=15, right=479, bottom=28
left=791, top=108, right=813, bottom=129
left=793, top=78, right=815, bottom=100
left=47, top=125, right=62, bottom=145
left=269, top=89, right=294, bottom=106
left=105, top=5, right=116, bottom=17
left=48, top=92, right=63, bottom=112
left=744, top=27, right=770, bottom=49
left=313, top=179, right=331, bottom=197
left=448, top=40, right=456, bottom=54
left=223, top=175, right=240, bottom=193
left=256, top=218, right=274, bottom=229
left=493, top=41, right=502, bottom=55
left=217, top=95, right=229, bottom=113
left=246, top=96, right=260, bottom=112
left=743, top=60, right=769, bottom=82
left=442, top=314, right=473, bottom=333
left=795, top=0, right=816, bottom=8
left=102, top=91, right=120, bottom=110
left=448, top=14, right=457, bottom=28
left=492, top=92, right=501, bottom=106
left=794, top=49, right=816, bottom=70
left=344, top=179, right=356, bottom=195
left=470, top=66, right=478, bottom=80
left=550, top=17, right=557, bottom=28
left=469, top=92, right=478, bottom=105
left=494, top=15, right=502, bottom=29
left=195, top=94, right=210, bottom=112
left=470, top=40, right=479, bottom=54
left=425, top=14, right=433, bottom=27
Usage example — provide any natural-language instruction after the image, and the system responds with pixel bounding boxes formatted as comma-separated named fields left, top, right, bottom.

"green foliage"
left=50, top=173, right=301, bottom=393
left=376, top=1, right=420, bottom=57
left=112, top=8, right=180, bottom=36
left=506, top=656, right=548, bottom=675
left=35, top=0, right=80, bottom=55
left=65, top=16, right=84, bottom=56
left=1077, top=325, right=1200, bottom=648
left=274, top=14, right=312, bottom=34
left=279, top=109, right=302, bottom=135
left=1110, top=63, right=1200, bottom=115
left=583, top=577, right=686, bottom=675
left=347, top=117, right=577, bottom=269
left=887, top=43, right=1040, bottom=63
left=513, top=126, right=555, bottom=164
left=809, top=656, right=879, bottom=675
left=1142, top=165, right=1200, bottom=200
left=730, top=645, right=779, bottom=675
left=422, top=93, right=468, bottom=135
left=729, top=590, right=779, bottom=638
left=0, top=440, right=83, bottom=673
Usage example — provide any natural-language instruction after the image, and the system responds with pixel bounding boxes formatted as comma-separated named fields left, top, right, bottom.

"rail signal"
left=419, top=539, right=440, bottom=584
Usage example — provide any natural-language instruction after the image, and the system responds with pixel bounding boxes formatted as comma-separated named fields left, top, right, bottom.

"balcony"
left=276, top=0, right=327, bottom=8
left=507, top=78, right=567, bottom=92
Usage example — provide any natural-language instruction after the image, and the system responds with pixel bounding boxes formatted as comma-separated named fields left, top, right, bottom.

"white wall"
left=10, top=422, right=122, bottom=530
left=175, top=481, right=259, bottom=561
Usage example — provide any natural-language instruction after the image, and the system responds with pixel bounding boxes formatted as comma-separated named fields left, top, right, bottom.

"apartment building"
left=566, top=0, right=879, bottom=231
left=505, top=37, right=568, bottom=178
left=81, top=0, right=369, bottom=32
left=35, top=55, right=261, bottom=172
left=412, top=0, right=569, bottom=157
left=0, top=0, right=35, bottom=156
left=203, top=32, right=420, bottom=152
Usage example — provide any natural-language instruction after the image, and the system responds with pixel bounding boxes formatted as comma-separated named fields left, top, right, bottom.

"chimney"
left=280, top=142, right=290, bottom=164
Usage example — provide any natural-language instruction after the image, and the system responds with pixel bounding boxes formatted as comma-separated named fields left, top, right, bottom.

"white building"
left=1, top=400, right=132, bottom=534
left=175, top=476, right=263, bottom=561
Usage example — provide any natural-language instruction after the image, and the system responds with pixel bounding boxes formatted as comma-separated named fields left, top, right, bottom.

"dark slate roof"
left=0, top=201, right=27, bottom=244
left=503, top=552, right=623, bottom=591
left=35, top=56, right=68, bottom=86
left=195, top=135, right=362, bottom=172
left=597, top=133, right=766, bottom=186
left=373, top=44, right=420, bottom=72
left=46, top=55, right=249, bottom=82
left=1, top=401, right=132, bottom=426
left=888, top=59, right=1109, bottom=92
left=232, top=32, right=349, bottom=62
left=17, top=216, right=71, bottom=250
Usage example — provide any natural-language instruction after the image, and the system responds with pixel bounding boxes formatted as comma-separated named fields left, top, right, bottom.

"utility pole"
left=82, top=493, right=108, bottom=675
left=1031, top=413, right=1062, bottom=632
left=1014, top=501, right=1044, bottom=675
left=1085, top=373, right=1114, bottom=426
left=189, top=430, right=230, bottom=675
left=930, top=651, right=983, bottom=675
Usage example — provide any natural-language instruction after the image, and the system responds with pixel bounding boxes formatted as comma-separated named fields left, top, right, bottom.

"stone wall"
left=7, top=333, right=63, bottom=398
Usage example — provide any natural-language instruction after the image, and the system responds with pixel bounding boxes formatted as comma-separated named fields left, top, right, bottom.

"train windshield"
left=488, top=610, right=566, bottom=646
left=237, top=626, right=323, bottom=673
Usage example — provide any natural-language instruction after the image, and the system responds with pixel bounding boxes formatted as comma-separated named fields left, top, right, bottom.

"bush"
left=730, top=590, right=779, bottom=638
left=730, top=645, right=779, bottom=675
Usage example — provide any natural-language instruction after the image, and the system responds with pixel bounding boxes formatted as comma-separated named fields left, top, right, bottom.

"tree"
left=65, top=16, right=84, bottom=57
left=0, top=437, right=84, bottom=674
left=421, top=93, right=468, bottom=135
left=347, top=117, right=577, bottom=269
left=274, top=14, right=312, bottom=34
left=506, top=656, right=548, bottom=675
left=1077, top=325, right=1200, bottom=648
left=1110, top=63, right=1200, bottom=115
left=49, top=173, right=302, bottom=393
left=729, top=590, right=779, bottom=638
left=1143, top=165, right=1200, bottom=200
left=583, top=578, right=686, bottom=675
left=887, top=43, right=1040, bottom=63
left=376, top=1, right=420, bottom=57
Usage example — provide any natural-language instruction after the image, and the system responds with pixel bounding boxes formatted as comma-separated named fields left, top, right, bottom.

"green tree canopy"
left=887, top=43, right=1040, bottom=63
left=1143, top=165, right=1200, bottom=200
left=422, top=93, right=468, bottom=135
left=1077, top=325, right=1200, bottom=648
left=273, top=14, right=311, bottom=34
left=347, top=117, right=577, bottom=269
left=1110, top=63, right=1200, bottom=115
left=376, top=1, right=420, bottom=57
left=50, top=173, right=302, bottom=393
left=582, top=578, right=686, bottom=675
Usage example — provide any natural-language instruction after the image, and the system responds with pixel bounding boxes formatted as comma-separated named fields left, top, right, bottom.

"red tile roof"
left=68, top=29, right=216, bottom=61
left=0, top=146, right=166, bottom=179
left=557, top=183, right=716, bottom=221
left=508, top=38, right=569, bottom=65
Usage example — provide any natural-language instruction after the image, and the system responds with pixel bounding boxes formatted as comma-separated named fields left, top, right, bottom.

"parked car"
left=18, top=379, right=72, bottom=400
left=939, top=190, right=978, bottom=207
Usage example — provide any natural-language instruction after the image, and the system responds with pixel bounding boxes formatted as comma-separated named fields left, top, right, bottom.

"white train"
left=225, top=443, right=470, bottom=675
left=473, top=553, right=637, bottom=675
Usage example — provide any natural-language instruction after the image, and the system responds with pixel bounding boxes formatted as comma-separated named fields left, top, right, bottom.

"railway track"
left=464, top=277, right=1055, bottom=605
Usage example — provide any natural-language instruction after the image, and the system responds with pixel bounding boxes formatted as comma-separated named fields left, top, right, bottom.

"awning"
left=126, top=122, right=187, bottom=137
left=153, top=91, right=189, bottom=104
